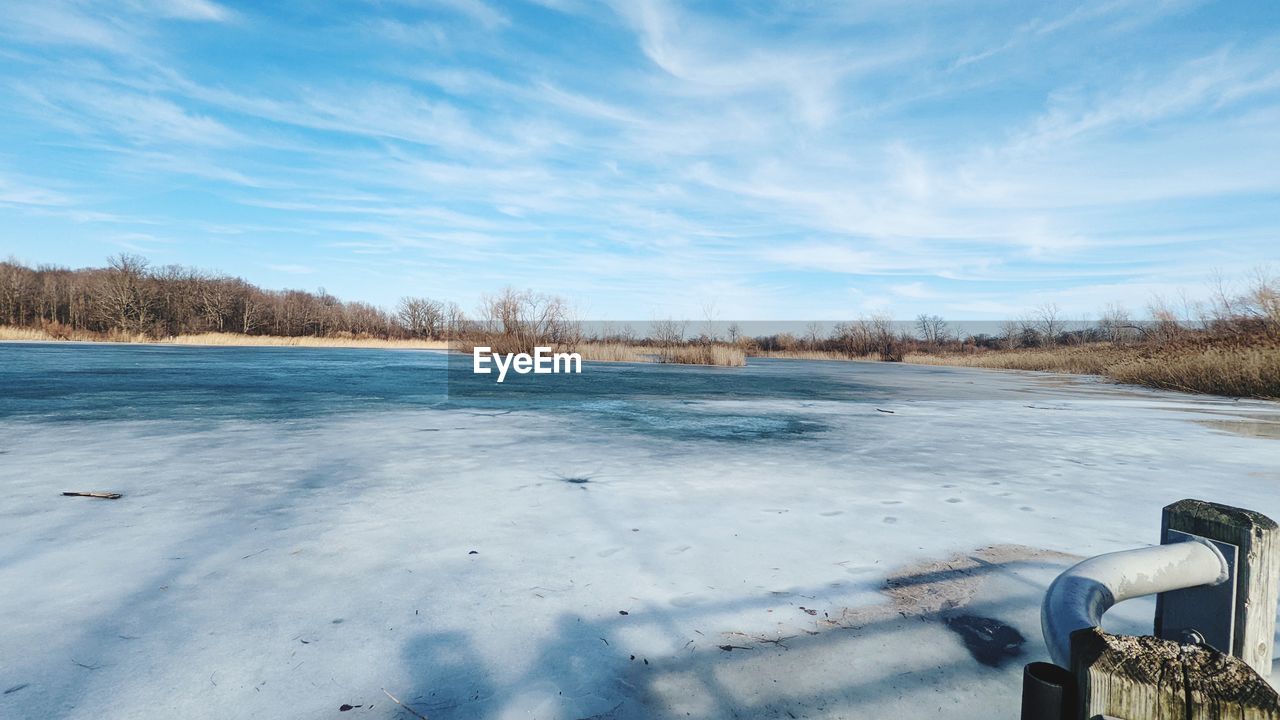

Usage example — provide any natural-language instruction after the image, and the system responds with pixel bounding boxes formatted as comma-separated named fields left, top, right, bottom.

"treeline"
left=4, top=254, right=1277, bottom=366
left=0, top=254, right=463, bottom=340
left=739, top=272, right=1280, bottom=362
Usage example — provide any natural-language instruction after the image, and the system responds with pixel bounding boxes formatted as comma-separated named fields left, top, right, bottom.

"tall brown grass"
left=752, top=349, right=881, bottom=362
left=0, top=325, right=152, bottom=343
left=168, top=333, right=451, bottom=350
left=1106, top=343, right=1280, bottom=398
left=905, top=339, right=1280, bottom=399
left=903, top=346, right=1119, bottom=375
left=0, top=326, right=62, bottom=342
left=655, top=343, right=746, bottom=367
left=0, top=326, right=451, bottom=350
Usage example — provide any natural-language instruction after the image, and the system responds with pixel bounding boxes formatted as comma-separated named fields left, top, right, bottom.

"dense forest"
left=0, top=254, right=462, bottom=340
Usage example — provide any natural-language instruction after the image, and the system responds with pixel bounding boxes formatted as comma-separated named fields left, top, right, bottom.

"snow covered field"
left=2, top=343, right=1279, bottom=719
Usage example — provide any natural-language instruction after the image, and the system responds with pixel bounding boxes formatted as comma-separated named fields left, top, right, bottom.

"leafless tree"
left=726, top=322, right=742, bottom=344
left=1146, top=295, right=1185, bottom=344
left=478, top=287, right=578, bottom=351
left=915, top=314, right=948, bottom=345
left=0, top=259, right=35, bottom=326
left=804, top=321, right=825, bottom=349
left=999, top=320, right=1021, bottom=349
left=1097, top=303, right=1135, bottom=343
left=1032, top=303, right=1064, bottom=346
left=700, top=301, right=719, bottom=343
left=397, top=297, right=444, bottom=338
left=92, top=254, right=155, bottom=333
left=650, top=317, right=687, bottom=347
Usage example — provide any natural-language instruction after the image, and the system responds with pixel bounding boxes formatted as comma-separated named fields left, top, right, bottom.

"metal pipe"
left=1020, top=662, right=1076, bottom=720
left=1041, top=538, right=1229, bottom=667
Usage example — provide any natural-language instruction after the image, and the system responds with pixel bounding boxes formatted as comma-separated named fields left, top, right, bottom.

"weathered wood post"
left=1155, top=499, right=1280, bottom=677
left=1071, top=628, right=1280, bottom=719
left=1066, top=499, right=1280, bottom=719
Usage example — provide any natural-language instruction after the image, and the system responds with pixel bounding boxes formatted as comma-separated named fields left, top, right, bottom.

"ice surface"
left=2, top=343, right=1279, bottom=719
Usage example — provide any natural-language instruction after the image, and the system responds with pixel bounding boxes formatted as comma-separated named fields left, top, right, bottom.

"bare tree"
left=0, top=260, right=35, bottom=326
left=650, top=317, right=687, bottom=347
left=833, top=320, right=871, bottom=356
left=867, top=314, right=903, bottom=361
left=1146, top=295, right=1185, bottom=344
left=198, top=276, right=238, bottom=332
left=726, top=321, right=742, bottom=344
left=915, top=314, right=948, bottom=345
left=397, top=297, right=443, bottom=338
left=92, top=254, right=155, bottom=333
left=442, top=301, right=468, bottom=338
left=1032, top=303, right=1064, bottom=346
left=999, top=320, right=1021, bottom=349
left=700, top=301, right=719, bottom=343
left=1097, top=303, right=1134, bottom=343
left=1236, top=267, right=1280, bottom=335
left=803, top=321, right=826, bottom=349
left=478, top=287, right=577, bottom=351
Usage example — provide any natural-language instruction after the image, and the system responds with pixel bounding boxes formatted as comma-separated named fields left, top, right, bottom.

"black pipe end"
left=1021, top=662, right=1077, bottom=720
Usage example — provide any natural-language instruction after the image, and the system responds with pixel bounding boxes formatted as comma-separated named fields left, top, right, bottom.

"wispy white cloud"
left=1011, top=47, right=1280, bottom=152
left=137, top=0, right=236, bottom=22
left=0, top=0, right=1277, bottom=318
left=1, top=4, right=138, bottom=53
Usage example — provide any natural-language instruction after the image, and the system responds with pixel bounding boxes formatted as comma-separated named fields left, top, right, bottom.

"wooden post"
left=1071, top=627, right=1280, bottom=719
left=1156, top=499, right=1280, bottom=677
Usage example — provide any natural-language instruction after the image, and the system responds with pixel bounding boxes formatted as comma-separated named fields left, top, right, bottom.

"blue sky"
left=0, top=0, right=1277, bottom=320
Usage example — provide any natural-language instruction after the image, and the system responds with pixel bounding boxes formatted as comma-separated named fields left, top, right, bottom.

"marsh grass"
left=752, top=349, right=881, bottom=362
left=655, top=343, right=746, bottom=367
left=0, top=326, right=451, bottom=350
left=0, top=325, right=151, bottom=343
left=0, top=327, right=61, bottom=342
left=905, top=339, right=1280, bottom=399
left=168, top=333, right=451, bottom=350
left=1105, top=343, right=1280, bottom=398
left=903, top=346, right=1118, bottom=375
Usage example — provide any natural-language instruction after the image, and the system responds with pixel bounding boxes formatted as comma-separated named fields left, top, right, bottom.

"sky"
left=0, top=0, right=1277, bottom=320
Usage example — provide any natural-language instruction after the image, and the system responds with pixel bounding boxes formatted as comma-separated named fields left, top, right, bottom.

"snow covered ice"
left=2, top=343, right=1279, bottom=719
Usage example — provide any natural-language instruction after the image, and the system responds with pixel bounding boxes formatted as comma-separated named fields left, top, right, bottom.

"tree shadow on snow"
left=394, top=547, right=1079, bottom=720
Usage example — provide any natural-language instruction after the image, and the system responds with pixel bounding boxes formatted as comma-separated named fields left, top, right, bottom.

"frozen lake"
left=2, top=343, right=1279, bottom=719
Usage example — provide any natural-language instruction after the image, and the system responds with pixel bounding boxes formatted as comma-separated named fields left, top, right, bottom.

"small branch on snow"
left=382, top=688, right=430, bottom=719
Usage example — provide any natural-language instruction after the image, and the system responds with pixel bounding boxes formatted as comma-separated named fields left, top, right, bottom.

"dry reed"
left=0, top=326, right=451, bottom=350
left=904, top=340, right=1280, bottom=399
left=751, top=349, right=881, bottom=362
left=656, top=344, right=747, bottom=367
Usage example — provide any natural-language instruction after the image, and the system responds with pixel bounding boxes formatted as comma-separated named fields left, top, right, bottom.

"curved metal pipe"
left=1021, top=662, right=1076, bottom=720
left=1042, top=538, right=1229, bottom=667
